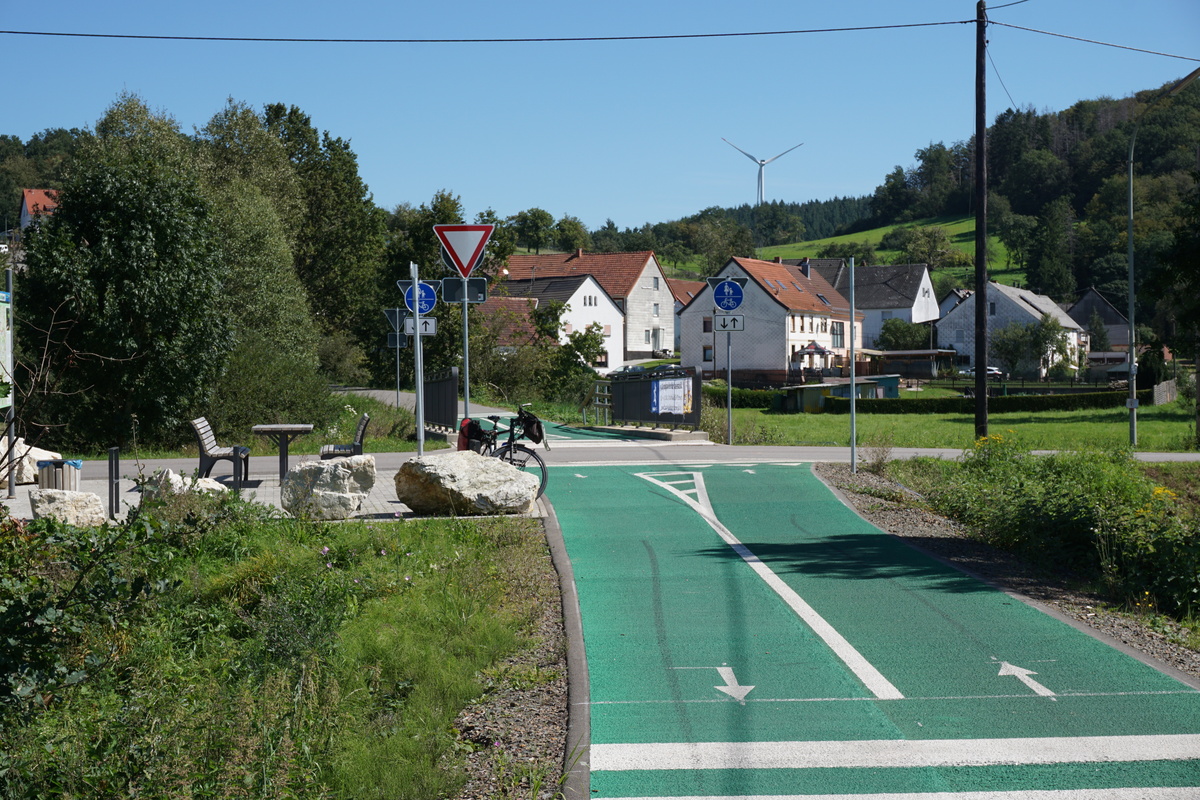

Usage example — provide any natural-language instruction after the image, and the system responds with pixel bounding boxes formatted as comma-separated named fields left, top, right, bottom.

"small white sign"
left=404, top=317, right=438, bottom=336
left=714, top=314, right=744, bottom=332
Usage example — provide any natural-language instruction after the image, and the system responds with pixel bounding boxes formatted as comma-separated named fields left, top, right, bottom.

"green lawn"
left=731, top=401, right=1196, bottom=452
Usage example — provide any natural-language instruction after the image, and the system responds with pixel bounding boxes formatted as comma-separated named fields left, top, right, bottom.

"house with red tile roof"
left=505, top=249, right=672, bottom=363
left=678, top=256, right=862, bottom=379
left=19, top=189, right=58, bottom=230
left=667, top=278, right=706, bottom=353
left=495, top=274, right=623, bottom=368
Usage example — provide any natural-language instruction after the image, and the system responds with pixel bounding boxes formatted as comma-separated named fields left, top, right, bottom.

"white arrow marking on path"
left=638, top=471, right=904, bottom=700
left=742, top=469, right=756, bottom=474
left=714, top=666, right=754, bottom=704
left=573, top=474, right=588, bottom=478
left=998, top=661, right=1056, bottom=697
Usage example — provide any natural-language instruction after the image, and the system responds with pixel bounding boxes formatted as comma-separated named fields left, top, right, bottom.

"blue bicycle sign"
left=399, top=281, right=439, bottom=314
left=712, top=279, right=744, bottom=311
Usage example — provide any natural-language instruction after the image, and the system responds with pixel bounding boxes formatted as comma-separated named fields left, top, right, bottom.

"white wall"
left=622, top=257, right=673, bottom=358
left=559, top=277, right=625, bottom=369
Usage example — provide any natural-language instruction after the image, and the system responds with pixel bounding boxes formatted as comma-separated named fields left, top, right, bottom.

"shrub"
left=896, top=435, right=1200, bottom=617
left=700, top=382, right=778, bottom=409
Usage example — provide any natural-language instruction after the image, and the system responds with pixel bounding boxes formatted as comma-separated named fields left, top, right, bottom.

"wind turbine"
left=722, top=138, right=804, bottom=206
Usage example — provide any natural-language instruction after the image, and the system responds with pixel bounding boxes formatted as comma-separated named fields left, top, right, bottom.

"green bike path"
left=548, top=462, right=1200, bottom=798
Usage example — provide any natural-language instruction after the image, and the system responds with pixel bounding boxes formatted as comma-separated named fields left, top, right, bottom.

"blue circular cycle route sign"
left=713, top=280, right=744, bottom=311
left=404, top=282, right=438, bottom=315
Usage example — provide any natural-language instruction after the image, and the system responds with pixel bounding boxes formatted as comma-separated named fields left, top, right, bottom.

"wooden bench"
left=320, top=413, right=369, bottom=459
left=190, top=417, right=250, bottom=480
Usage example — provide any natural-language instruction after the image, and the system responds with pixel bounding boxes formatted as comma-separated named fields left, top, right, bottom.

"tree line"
left=2, top=78, right=1197, bottom=449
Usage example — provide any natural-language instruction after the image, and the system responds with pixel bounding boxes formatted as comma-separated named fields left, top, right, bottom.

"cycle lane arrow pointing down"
left=997, top=661, right=1056, bottom=697
left=715, top=666, right=755, bottom=704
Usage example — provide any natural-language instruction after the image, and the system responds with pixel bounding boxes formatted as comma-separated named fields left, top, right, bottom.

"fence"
left=423, top=367, right=461, bottom=431
left=610, top=367, right=702, bottom=428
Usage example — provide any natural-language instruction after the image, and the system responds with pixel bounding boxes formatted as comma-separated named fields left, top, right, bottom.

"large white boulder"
left=0, top=438, right=63, bottom=487
left=281, top=455, right=376, bottom=520
left=30, top=489, right=107, bottom=527
left=140, top=469, right=229, bottom=502
left=393, top=451, right=538, bottom=516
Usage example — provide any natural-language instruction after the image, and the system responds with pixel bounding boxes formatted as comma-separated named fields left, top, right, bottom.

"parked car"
left=959, top=366, right=1006, bottom=380
left=605, top=364, right=647, bottom=379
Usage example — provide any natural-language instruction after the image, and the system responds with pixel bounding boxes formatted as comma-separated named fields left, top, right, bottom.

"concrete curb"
left=538, top=495, right=591, bottom=799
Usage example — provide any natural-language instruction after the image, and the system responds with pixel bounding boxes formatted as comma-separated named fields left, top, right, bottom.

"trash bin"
left=36, top=459, right=82, bottom=491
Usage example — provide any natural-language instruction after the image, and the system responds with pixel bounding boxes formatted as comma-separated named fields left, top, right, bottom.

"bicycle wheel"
left=493, top=444, right=548, bottom=498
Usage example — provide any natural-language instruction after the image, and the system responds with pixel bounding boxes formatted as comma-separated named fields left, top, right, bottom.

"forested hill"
left=722, top=197, right=874, bottom=242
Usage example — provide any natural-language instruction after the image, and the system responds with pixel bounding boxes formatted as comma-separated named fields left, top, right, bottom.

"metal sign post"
left=849, top=257, right=857, bottom=473
left=706, top=276, right=748, bottom=444
left=383, top=308, right=405, bottom=408
left=434, top=224, right=494, bottom=422
left=408, top=263, right=425, bottom=456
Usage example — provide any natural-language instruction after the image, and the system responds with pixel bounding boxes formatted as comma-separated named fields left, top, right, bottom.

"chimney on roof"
left=800, top=257, right=810, bottom=278
left=574, top=249, right=583, bottom=259
left=774, top=256, right=782, bottom=263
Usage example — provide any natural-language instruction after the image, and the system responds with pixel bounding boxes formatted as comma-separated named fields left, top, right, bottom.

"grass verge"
left=0, top=491, right=555, bottom=799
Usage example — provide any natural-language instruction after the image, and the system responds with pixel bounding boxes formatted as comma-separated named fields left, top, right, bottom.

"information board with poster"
left=650, top=376, right=693, bottom=416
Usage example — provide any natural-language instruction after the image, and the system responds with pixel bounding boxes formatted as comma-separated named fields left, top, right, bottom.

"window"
left=955, top=329, right=965, bottom=343
left=816, top=293, right=831, bottom=306
left=790, top=315, right=796, bottom=332
left=653, top=303, right=660, bottom=317
left=989, top=302, right=996, bottom=316
left=652, top=277, right=660, bottom=290
left=831, top=321, right=845, bottom=348
left=821, top=318, right=828, bottom=333
left=703, top=345, right=714, bottom=362
left=644, top=330, right=651, bottom=344
left=791, top=282, right=805, bottom=292
left=809, top=316, right=814, bottom=333
left=703, top=317, right=713, bottom=333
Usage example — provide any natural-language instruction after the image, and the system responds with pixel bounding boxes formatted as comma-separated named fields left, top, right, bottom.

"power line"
left=990, top=21, right=1200, bottom=63
left=986, top=46, right=1018, bottom=108
left=0, top=20, right=970, bottom=45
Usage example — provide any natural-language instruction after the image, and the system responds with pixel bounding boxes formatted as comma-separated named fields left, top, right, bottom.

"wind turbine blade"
left=762, top=142, right=804, bottom=165
left=722, top=137, right=761, bottom=164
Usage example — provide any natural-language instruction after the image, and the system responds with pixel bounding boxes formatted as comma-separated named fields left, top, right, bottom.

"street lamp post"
left=1126, top=66, right=1200, bottom=447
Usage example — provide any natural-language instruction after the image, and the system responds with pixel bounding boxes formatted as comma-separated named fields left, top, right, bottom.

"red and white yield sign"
left=433, top=224, right=494, bottom=278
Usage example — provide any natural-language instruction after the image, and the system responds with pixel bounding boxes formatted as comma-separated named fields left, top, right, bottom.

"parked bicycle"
left=459, top=404, right=550, bottom=498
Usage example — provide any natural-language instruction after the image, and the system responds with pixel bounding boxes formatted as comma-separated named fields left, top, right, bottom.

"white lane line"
left=607, top=789, right=1200, bottom=800
left=584, top=688, right=1199, bottom=705
left=590, top=733, right=1200, bottom=771
left=638, top=471, right=904, bottom=701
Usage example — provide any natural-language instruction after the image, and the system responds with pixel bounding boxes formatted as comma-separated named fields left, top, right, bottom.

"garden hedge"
left=701, top=383, right=778, bottom=409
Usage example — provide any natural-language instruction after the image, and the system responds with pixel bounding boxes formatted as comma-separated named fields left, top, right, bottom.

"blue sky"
left=4, top=1, right=1198, bottom=230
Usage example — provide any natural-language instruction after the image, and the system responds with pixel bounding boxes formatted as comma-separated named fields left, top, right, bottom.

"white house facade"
left=938, top=281, right=1087, bottom=376
left=497, top=275, right=624, bottom=369
left=679, top=257, right=862, bottom=378
left=812, top=262, right=939, bottom=348
left=506, top=250, right=672, bottom=363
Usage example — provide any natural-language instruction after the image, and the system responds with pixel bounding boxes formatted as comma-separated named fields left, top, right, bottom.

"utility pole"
left=973, top=0, right=990, bottom=439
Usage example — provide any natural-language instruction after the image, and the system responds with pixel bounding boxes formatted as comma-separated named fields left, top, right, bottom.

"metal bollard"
left=108, top=447, right=119, bottom=520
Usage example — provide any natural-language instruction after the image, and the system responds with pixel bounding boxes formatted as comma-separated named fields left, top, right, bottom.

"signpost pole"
left=410, top=262, right=425, bottom=457
left=462, top=276, right=470, bottom=421
left=726, top=330, right=733, bottom=444
left=849, top=257, right=857, bottom=473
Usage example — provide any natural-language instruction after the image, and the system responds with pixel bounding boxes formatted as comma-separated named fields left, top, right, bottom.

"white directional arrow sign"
left=714, top=666, right=755, bottom=704
left=997, top=661, right=1056, bottom=697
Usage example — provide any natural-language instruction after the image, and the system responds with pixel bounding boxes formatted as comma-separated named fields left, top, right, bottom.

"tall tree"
left=263, top=103, right=386, bottom=342
left=554, top=214, right=592, bottom=253
left=511, top=207, right=554, bottom=253
left=18, top=96, right=229, bottom=448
